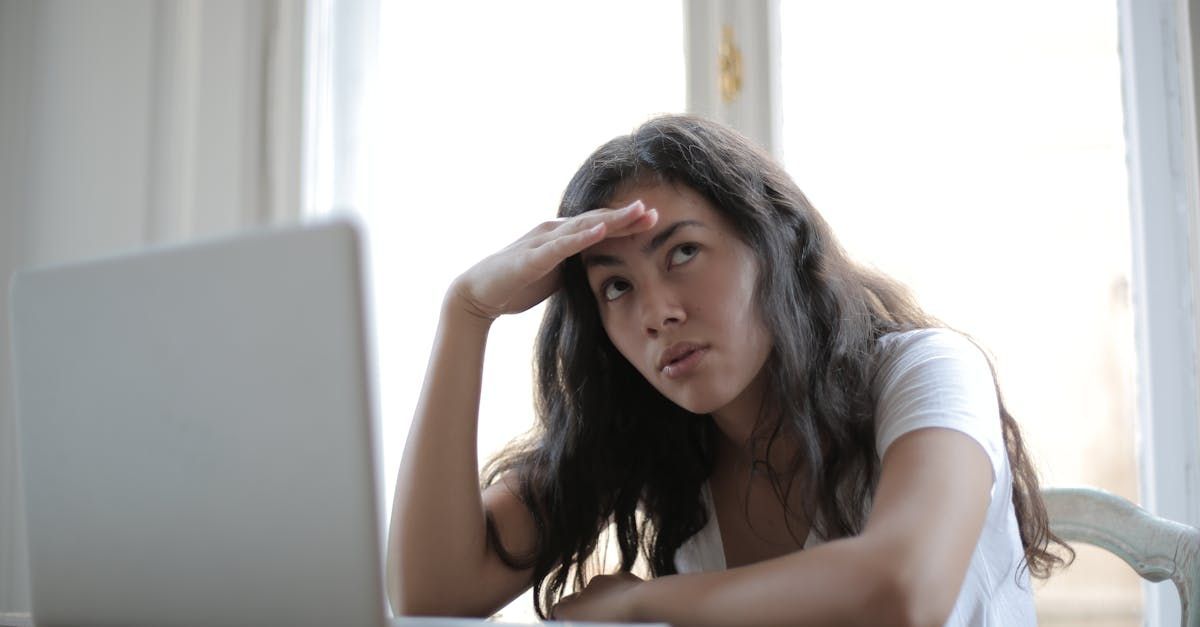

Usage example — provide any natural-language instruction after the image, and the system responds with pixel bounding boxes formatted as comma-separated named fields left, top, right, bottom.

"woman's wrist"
left=443, top=280, right=496, bottom=333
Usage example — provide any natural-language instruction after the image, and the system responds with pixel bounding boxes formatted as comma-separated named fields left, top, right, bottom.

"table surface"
left=0, top=612, right=666, bottom=626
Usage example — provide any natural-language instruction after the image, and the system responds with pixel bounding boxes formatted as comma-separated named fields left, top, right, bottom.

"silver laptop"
left=9, top=218, right=475, bottom=627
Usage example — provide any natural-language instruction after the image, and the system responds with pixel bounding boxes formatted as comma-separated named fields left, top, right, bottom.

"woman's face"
left=581, top=181, right=774, bottom=416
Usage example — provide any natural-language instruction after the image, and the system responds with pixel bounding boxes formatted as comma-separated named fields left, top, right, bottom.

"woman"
left=387, top=114, right=1070, bottom=626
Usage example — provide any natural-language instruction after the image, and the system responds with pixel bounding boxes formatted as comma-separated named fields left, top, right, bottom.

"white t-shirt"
left=673, top=328, right=1037, bottom=626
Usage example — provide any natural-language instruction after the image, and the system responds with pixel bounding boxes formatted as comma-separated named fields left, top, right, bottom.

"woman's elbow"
left=389, top=579, right=491, bottom=619
left=387, top=546, right=461, bottom=617
left=866, top=562, right=958, bottom=627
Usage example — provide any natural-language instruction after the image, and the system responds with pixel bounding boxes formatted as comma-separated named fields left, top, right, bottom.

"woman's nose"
left=641, top=290, right=686, bottom=337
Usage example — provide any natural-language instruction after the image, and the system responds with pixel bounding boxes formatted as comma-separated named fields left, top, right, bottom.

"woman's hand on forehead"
left=571, top=200, right=660, bottom=235
left=449, top=200, right=658, bottom=323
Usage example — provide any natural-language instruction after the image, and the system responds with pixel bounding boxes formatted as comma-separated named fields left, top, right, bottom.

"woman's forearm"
left=387, top=287, right=495, bottom=613
left=632, top=536, right=916, bottom=627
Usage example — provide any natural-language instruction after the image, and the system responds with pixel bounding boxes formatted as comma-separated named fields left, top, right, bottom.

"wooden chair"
left=1043, top=487, right=1200, bottom=627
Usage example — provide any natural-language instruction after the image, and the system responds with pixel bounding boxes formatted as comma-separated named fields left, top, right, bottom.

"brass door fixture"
left=719, top=24, right=743, bottom=103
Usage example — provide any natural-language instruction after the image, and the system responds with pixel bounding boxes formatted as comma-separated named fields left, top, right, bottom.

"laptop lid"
left=10, top=217, right=387, bottom=627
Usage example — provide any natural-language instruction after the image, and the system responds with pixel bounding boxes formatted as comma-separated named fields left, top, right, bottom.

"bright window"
left=779, top=0, right=1140, bottom=623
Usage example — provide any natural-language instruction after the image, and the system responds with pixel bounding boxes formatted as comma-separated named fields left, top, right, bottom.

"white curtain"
left=302, top=0, right=378, bottom=218
left=0, top=0, right=306, bottom=612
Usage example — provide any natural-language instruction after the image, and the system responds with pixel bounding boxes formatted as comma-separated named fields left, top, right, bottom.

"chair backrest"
left=1043, top=487, right=1200, bottom=627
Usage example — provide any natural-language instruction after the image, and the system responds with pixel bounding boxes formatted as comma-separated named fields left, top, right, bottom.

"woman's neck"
left=711, top=367, right=797, bottom=473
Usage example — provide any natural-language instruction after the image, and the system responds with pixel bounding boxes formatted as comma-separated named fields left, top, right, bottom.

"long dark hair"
left=482, top=114, right=1071, bottom=617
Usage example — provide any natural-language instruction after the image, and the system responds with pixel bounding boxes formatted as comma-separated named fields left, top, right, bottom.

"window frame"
left=684, top=0, right=782, bottom=156
left=1116, top=0, right=1200, bottom=623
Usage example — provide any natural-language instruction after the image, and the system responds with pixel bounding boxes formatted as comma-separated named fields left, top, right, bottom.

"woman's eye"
left=603, top=279, right=631, bottom=302
left=669, top=243, right=699, bottom=267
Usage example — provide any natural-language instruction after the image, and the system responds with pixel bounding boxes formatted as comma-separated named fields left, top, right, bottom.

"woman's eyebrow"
left=581, top=219, right=707, bottom=269
left=642, top=219, right=706, bottom=255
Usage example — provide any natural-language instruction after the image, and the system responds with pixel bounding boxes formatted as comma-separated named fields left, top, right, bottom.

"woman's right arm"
left=386, top=200, right=657, bottom=617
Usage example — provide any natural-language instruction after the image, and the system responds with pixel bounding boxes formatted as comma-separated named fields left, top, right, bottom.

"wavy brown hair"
left=482, top=114, right=1072, bottom=618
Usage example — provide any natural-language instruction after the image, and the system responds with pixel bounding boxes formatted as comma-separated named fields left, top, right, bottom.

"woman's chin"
left=663, top=390, right=730, bottom=416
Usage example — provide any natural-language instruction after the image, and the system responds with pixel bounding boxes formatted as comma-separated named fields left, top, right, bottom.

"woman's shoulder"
left=870, top=326, right=1006, bottom=486
left=872, top=327, right=991, bottom=386
left=871, top=326, right=996, bottom=408
left=875, top=326, right=984, bottom=358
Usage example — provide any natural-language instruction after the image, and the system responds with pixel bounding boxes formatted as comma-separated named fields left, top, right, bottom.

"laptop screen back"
left=10, top=218, right=386, bottom=627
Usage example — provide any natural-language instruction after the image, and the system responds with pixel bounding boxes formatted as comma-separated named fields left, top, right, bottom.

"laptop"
left=10, top=218, right=622, bottom=626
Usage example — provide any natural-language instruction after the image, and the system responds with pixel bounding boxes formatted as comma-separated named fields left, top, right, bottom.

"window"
left=778, top=1, right=1139, bottom=623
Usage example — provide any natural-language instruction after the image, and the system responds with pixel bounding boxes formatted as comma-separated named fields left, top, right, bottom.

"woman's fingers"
left=528, top=206, right=658, bottom=272
left=606, top=207, right=658, bottom=238
left=526, top=221, right=608, bottom=274
left=527, top=203, right=657, bottom=256
left=527, top=200, right=650, bottom=248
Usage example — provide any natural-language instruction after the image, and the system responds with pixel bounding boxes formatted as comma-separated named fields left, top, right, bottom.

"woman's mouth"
left=660, top=346, right=708, bottom=379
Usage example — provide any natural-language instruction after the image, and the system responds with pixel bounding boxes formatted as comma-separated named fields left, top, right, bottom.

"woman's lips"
left=661, top=347, right=708, bottom=379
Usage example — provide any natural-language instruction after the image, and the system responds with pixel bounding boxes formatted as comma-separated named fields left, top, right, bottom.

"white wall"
left=1, top=2, right=160, bottom=606
left=0, top=0, right=304, bottom=612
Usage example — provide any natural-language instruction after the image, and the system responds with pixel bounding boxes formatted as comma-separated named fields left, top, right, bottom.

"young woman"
left=387, top=114, right=1070, bottom=626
